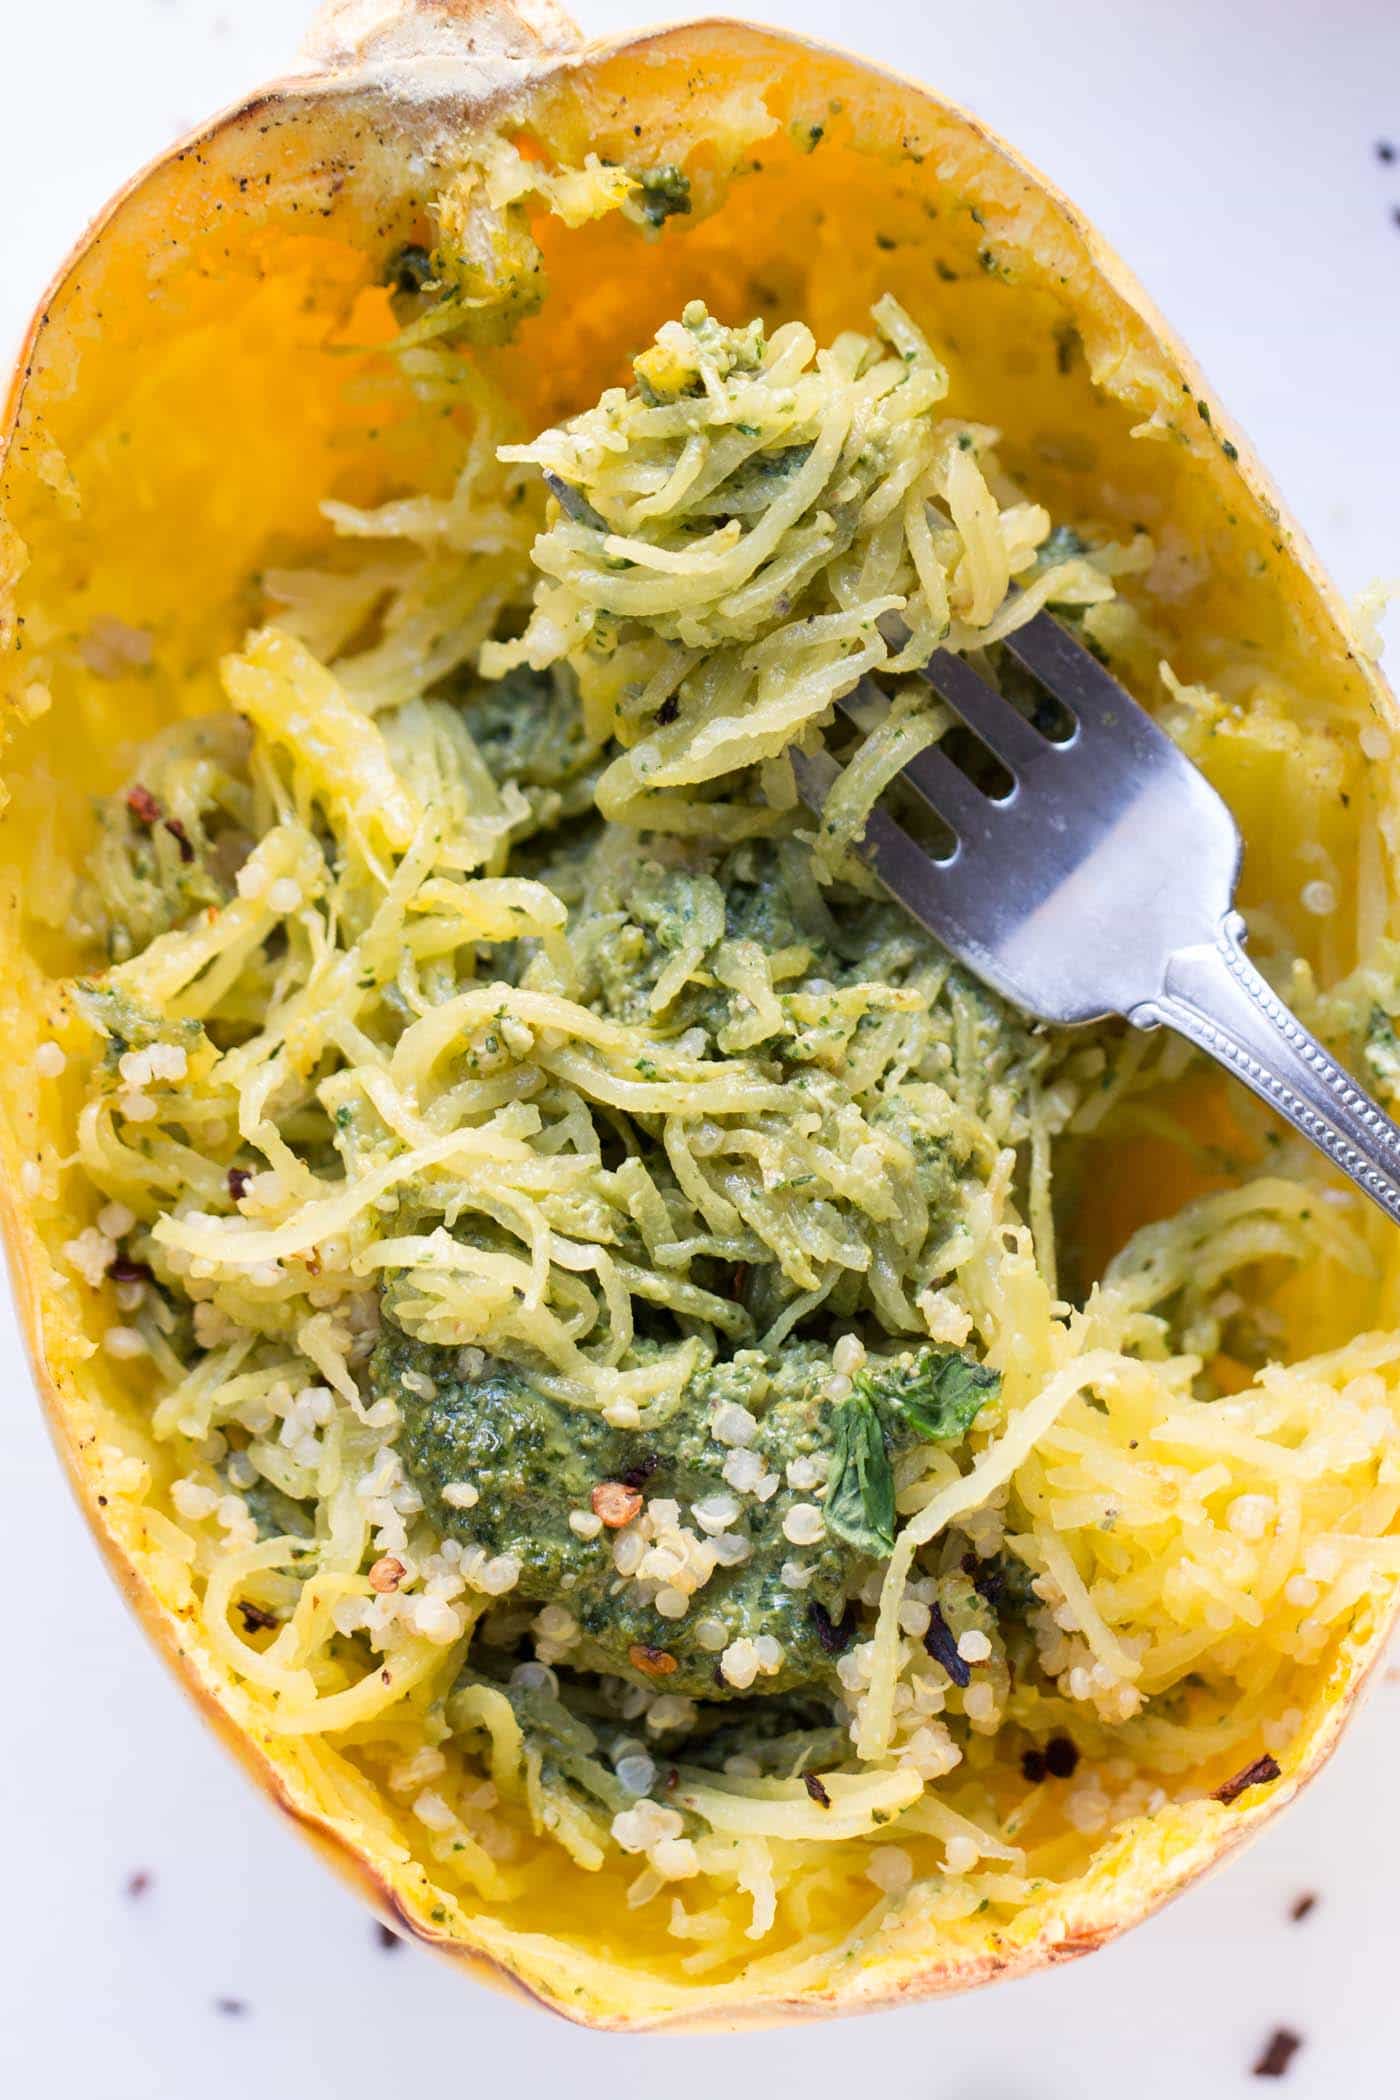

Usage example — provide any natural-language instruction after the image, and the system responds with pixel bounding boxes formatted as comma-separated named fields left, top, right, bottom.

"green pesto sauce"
left=70, top=983, right=206, bottom=1071
left=238, top=1475, right=316, bottom=1542
left=379, top=1328, right=941, bottom=1698
left=1365, top=1005, right=1400, bottom=1095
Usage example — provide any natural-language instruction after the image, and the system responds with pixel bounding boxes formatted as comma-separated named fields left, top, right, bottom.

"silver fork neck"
left=1132, top=916, right=1400, bottom=1228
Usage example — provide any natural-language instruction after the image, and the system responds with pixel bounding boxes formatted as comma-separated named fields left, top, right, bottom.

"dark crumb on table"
left=124, top=1870, right=152, bottom=1900
left=375, top=1922, right=403, bottom=1952
left=1253, top=2028, right=1303, bottom=2079
left=1378, top=140, right=1396, bottom=162
left=1289, top=1891, right=1318, bottom=1923
left=1213, top=1753, right=1281, bottom=1805
left=214, top=1998, right=248, bottom=2018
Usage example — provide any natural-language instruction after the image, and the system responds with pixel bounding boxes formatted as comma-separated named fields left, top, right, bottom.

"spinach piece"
left=824, top=1346, right=1000, bottom=1559
left=825, top=1388, right=895, bottom=1556
left=861, top=1349, right=1000, bottom=1444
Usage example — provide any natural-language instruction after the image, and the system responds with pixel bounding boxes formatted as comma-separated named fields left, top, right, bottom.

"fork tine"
left=999, top=611, right=1147, bottom=740
left=790, top=748, right=968, bottom=934
left=833, top=682, right=1007, bottom=840
left=896, top=740, right=1008, bottom=841
left=915, top=647, right=1059, bottom=775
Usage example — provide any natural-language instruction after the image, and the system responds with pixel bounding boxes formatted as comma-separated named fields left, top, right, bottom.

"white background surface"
left=2, top=2, right=1400, bottom=2094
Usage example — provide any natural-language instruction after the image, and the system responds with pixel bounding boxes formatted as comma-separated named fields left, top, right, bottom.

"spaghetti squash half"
left=1, top=0, right=1398, bottom=2028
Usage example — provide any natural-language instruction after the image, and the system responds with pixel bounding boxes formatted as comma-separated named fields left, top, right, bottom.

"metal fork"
left=790, top=610, right=1400, bottom=1227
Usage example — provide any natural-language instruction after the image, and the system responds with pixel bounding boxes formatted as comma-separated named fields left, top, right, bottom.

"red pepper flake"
left=1214, top=1753, right=1281, bottom=1805
left=1289, top=1891, right=1318, bottom=1923
left=374, top=1923, right=403, bottom=1952
left=592, top=1480, right=643, bottom=1528
left=163, top=817, right=196, bottom=864
left=126, top=783, right=162, bottom=826
left=214, top=1998, right=249, bottom=2018
left=922, top=1603, right=970, bottom=1688
left=235, top=1598, right=278, bottom=1633
left=731, top=1263, right=748, bottom=1300
left=627, top=1642, right=677, bottom=1677
left=1253, top=2028, right=1303, bottom=2079
left=125, top=1869, right=152, bottom=1899
left=803, top=1771, right=831, bottom=1809
left=227, top=1166, right=251, bottom=1203
left=110, top=1256, right=153, bottom=1284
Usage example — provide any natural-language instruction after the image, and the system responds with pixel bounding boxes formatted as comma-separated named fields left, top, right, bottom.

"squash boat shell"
left=1, top=0, right=1397, bottom=2029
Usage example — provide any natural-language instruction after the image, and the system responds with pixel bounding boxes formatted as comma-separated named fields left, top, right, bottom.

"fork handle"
left=1132, top=915, right=1400, bottom=1229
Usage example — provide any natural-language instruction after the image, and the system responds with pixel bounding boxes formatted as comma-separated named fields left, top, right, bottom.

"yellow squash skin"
left=2, top=0, right=1397, bottom=2028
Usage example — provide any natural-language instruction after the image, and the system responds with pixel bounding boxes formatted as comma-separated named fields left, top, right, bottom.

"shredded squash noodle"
left=54, top=158, right=1400, bottom=1979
